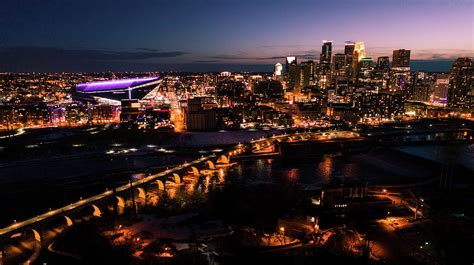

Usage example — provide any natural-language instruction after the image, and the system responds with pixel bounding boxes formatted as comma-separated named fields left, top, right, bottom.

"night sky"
left=1, top=0, right=472, bottom=72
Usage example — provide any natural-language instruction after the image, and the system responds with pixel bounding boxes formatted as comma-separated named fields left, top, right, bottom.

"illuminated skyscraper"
left=433, top=74, right=449, bottom=105
left=391, top=49, right=411, bottom=91
left=274, top=63, right=283, bottom=81
left=353, top=42, right=366, bottom=62
left=447, top=57, right=473, bottom=109
left=285, top=56, right=298, bottom=90
left=351, top=42, right=366, bottom=83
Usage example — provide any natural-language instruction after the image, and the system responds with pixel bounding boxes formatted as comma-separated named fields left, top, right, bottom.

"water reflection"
left=318, top=156, right=333, bottom=182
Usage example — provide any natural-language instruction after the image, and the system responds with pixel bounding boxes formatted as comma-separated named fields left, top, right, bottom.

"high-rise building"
left=377, top=56, right=390, bottom=72
left=392, top=49, right=411, bottom=68
left=391, top=49, right=411, bottom=91
left=375, top=56, right=391, bottom=89
left=285, top=56, right=298, bottom=90
left=351, top=42, right=366, bottom=82
left=319, top=41, right=332, bottom=77
left=447, top=57, right=473, bottom=109
left=433, top=74, right=449, bottom=105
left=344, top=41, right=355, bottom=78
left=344, top=41, right=355, bottom=56
left=353, top=42, right=366, bottom=62
left=300, top=60, right=317, bottom=88
left=274, top=63, right=283, bottom=81
left=320, top=40, right=332, bottom=65
left=411, top=71, right=434, bottom=102
left=286, top=56, right=297, bottom=67
left=332, top=54, right=347, bottom=77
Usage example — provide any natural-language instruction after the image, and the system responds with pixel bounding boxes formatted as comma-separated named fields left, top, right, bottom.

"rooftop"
left=76, top=77, right=159, bottom=92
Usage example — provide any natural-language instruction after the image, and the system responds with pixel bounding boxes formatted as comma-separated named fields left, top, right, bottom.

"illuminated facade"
left=274, top=63, right=283, bottom=81
left=447, top=57, right=473, bottom=109
left=73, top=77, right=161, bottom=105
left=390, top=49, right=411, bottom=91
left=353, top=42, right=366, bottom=62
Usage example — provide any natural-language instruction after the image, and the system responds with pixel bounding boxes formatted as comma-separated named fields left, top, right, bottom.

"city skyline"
left=1, top=0, right=473, bottom=72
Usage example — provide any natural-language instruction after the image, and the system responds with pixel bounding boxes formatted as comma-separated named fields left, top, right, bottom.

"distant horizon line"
left=0, top=59, right=462, bottom=74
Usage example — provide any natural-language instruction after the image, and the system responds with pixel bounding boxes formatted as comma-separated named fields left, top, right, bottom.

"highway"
left=0, top=154, right=216, bottom=239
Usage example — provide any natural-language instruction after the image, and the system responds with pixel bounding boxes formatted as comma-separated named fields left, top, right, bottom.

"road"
left=168, top=92, right=185, bottom=132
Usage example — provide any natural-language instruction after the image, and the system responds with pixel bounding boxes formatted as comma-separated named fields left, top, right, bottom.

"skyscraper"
left=377, top=56, right=390, bottom=72
left=411, top=71, right=434, bottom=102
left=300, top=60, right=317, bottom=88
left=285, top=56, right=298, bottom=90
left=351, top=42, right=366, bottom=82
left=353, top=42, right=366, bottom=62
left=320, top=40, right=332, bottom=65
left=392, top=49, right=411, bottom=68
left=344, top=41, right=355, bottom=56
left=344, top=41, right=355, bottom=75
left=391, top=49, right=411, bottom=91
left=319, top=41, right=332, bottom=76
left=433, top=74, right=449, bottom=105
left=376, top=56, right=391, bottom=90
left=447, top=57, right=473, bottom=109
left=274, top=63, right=283, bottom=81
left=333, top=53, right=347, bottom=76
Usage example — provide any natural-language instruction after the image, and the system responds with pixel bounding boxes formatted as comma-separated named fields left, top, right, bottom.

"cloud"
left=411, top=49, right=474, bottom=60
left=0, top=46, right=187, bottom=71
left=192, top=59, right=223, bottom=63
left=135, top=47, right=160, bottom=52
left=0, top=46, right=186, bottom=61
left=208, top=52, right=317, bottom=62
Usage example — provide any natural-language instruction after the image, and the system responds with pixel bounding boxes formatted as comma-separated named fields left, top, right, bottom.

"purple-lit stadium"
left=73, top=77, right=161, bottom=105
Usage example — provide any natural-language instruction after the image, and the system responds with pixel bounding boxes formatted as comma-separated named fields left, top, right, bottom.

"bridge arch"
left=137, top=187, right=146, bottom=199
left=92, top=204, right=102, bottom=217
left=64, top=216, right=73, bottom=227
left=156, top=180, right=165, bottom=190
left=206, top=160, right=215, bottom=169
left=190, top=166, right=200, bottom=176
left=116, top=196, right=126, bottom=208
left=31, top=229, right=41, bottom=242
left=217, top=155, right=229, bottom=164
left=172, top=173, right=181, bottom=184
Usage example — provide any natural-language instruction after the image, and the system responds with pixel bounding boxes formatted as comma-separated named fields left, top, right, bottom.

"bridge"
left=233, top=127, right=473, bottom=159
left=0, top=152, right=237, bottom=264
left=230, top=131, right=362, bottom=158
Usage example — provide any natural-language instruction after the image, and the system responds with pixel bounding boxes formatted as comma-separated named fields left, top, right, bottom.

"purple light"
left=76, top=77, right=159, bottom=92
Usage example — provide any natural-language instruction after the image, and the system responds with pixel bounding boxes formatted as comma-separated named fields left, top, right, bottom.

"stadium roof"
left=76, top=77, right=159, bottom=92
